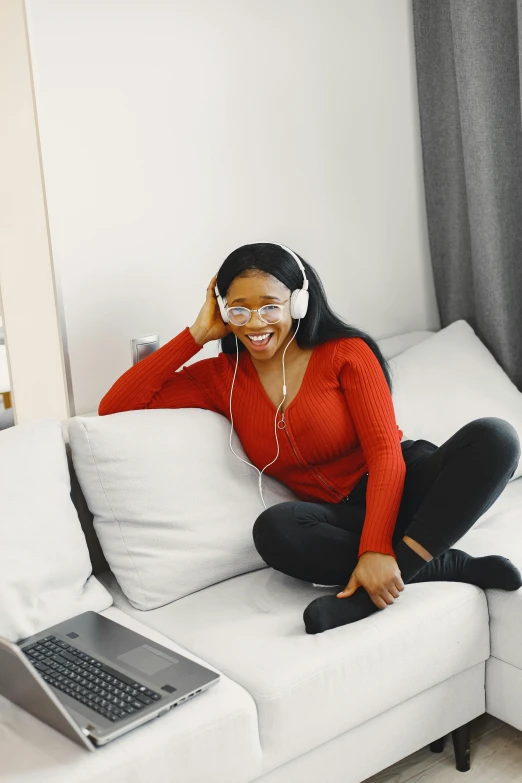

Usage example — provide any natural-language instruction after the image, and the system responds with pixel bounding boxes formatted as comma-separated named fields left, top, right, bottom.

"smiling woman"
left=217, top=272, right=315, bottom=411
left=223, top=274, right=298, bottom=359
left=215, top=244, right=392, bottom=388
left=98, top=242, right=521, bottom=635
left=226, top=290, right=291, bottom=353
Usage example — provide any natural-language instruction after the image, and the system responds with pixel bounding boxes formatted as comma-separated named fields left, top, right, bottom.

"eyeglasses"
left=226, top=299, right=290, bottom=327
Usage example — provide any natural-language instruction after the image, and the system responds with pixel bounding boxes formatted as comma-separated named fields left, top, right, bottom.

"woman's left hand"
left=337, top=551, right=405, bottom=609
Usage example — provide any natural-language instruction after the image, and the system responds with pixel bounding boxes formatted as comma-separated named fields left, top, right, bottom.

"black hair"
left=217, top=243, right=394, bottom=393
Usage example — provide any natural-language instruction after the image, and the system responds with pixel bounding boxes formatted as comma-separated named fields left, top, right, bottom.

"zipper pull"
left=277, top=412, right=286, bottom=430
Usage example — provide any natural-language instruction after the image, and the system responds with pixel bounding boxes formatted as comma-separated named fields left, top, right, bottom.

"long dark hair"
left=217, top=243, right=393, bottom=393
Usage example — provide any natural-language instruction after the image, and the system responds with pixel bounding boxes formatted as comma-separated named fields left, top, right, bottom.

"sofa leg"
left=451, top=722, right=471, bottom=772
left=429, top=736, right=446, bottom=753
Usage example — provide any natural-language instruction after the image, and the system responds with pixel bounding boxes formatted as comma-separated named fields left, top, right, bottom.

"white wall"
left=23, top=0, right=439, bottom=416
left=0, top=0, right=70, bottom=425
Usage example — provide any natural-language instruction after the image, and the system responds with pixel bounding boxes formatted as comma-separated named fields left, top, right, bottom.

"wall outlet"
left=131, top=335, right=159, bottom=365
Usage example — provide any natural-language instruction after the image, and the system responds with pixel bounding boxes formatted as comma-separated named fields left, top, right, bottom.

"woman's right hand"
left=189, top=274, right=231, bottom=346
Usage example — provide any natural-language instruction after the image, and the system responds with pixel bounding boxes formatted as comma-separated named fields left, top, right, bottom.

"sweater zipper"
left=278, top=412, right=345, bottom=501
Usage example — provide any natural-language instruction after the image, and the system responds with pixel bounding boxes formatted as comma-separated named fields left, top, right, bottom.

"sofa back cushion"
left=0, top=418, right=113, bottom=642
left=68, top=409, right=299, bottom=610
left=66, top=442, right=110, bottom=575
left=389, top=320, right=522, bottom=480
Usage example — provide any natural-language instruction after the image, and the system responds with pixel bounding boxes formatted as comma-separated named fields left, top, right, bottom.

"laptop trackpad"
left=117, top=644, right=179, bottom=676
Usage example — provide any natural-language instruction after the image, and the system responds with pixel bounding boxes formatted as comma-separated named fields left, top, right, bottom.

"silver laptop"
left=0, top=611, right=220, bottom=750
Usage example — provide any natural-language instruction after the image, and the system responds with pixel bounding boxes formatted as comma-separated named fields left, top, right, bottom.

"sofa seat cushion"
left=99, top=569, right=489, bottom=775
left=457, top=475, right=522, bottom=672
left=0, top=607, right=261, bottom=783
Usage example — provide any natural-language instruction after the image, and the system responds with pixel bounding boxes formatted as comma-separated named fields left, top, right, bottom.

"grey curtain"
left=412, top=0, right=522, bottom=390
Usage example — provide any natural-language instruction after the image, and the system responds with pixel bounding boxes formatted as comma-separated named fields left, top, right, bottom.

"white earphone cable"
left=228, top=320, right=301, bottom=509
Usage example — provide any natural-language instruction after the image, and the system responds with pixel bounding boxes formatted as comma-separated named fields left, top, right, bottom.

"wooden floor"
left=363, top=714, right=522, bottom=782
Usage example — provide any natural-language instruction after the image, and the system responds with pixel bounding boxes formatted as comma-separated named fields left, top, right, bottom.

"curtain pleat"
left=412, top=0, right=522, bottom=389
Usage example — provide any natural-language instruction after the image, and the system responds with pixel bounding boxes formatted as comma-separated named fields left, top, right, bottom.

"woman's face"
left=225, top=271, right=294, bottom=361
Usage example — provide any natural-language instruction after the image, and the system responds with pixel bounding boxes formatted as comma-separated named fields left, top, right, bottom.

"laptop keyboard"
left=22, top=635, right=162, bottom=723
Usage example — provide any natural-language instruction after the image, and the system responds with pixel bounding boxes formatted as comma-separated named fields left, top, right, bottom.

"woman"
left=99, top=242, right=522, bottom=634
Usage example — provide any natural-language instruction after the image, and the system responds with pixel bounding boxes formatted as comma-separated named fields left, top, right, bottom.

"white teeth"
left=248, top=334, right=272, bottom=342
left=247, top=332, right=272, bottom=343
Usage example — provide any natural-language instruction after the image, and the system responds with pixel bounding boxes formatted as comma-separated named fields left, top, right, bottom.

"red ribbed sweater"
left=98, top=327, right=406, bottom=558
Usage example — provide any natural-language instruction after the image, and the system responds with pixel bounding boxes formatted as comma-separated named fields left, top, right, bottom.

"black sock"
left=303, top=589, right=379, bottom=634
left=303, top=543, right=522, bottom=634
left=409, top=549, right=522, bottom=590
left=303, top=540, right=429, bottom=634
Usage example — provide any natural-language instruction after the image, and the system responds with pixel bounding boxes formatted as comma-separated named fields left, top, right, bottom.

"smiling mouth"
left=246, top=333, right=274, bottom=347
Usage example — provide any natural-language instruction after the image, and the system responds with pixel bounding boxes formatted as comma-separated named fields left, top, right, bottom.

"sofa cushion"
left=389, top=319, right=522, bottom=480
left=98, top=569, right=489, bottom=775
left=0, top=418, right=112, bottom=642
left=0, top=606, right=261, bottom=783
left=67, top=409, right=298, bottom=611
left=457, top=475, right=522, bottom=672
left=376, top=329, right=435, bottom=360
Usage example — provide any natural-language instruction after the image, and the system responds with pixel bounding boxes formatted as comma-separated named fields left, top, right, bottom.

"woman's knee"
left=468, top=417, right=521, bottom=469
left=252, top=502, right=298, bottom=555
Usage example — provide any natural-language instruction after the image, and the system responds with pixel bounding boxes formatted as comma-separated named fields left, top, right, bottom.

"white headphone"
left=215, top=243, right=310, bottom=508
left=214, top=242, right=309, bottom=322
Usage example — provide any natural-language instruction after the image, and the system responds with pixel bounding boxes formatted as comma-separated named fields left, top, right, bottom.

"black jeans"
left=252, top=417, right=521, bottom=587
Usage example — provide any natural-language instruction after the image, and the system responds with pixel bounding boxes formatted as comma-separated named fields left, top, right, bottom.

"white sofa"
left=2, top=323, right=522, bottom=783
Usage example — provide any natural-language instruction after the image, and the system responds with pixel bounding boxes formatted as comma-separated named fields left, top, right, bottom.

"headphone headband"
left=261, top=242, right=309, bottom=291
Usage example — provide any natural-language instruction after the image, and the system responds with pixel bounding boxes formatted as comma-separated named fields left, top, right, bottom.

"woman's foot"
left=303, top=548, right=522, bottom=634
left=303, top=590, right=383, bottom=634
left=409, top=549, right=522, bottom=591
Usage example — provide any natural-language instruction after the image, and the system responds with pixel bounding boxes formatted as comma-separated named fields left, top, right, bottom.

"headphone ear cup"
left=219, top=297, right=229, bottom=324
left=290, top=288, right=309, bottom=319
left=214, top=285, right=229, bottom=324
